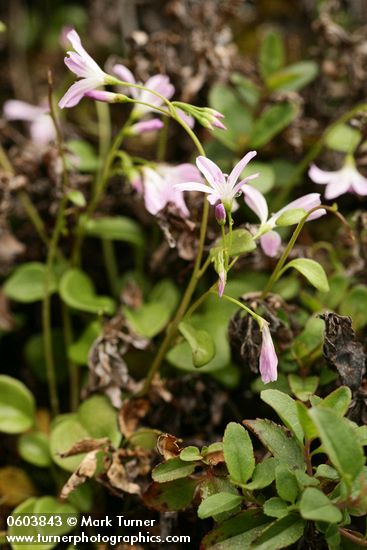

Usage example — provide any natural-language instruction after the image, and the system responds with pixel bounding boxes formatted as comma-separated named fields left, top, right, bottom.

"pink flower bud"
left=84, top=90, right=118, bottom=103
left=259, top=323, right=278, bottom=384
left=218, top=270, right=226, bottom=297
left=215, top=203, right=226, bottom=225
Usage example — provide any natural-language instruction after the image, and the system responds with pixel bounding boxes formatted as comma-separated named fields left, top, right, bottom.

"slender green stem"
left=274, top=101, right=367, bottom=209
left=140, top=114, right=209, bottom=393
left=218, top=293, right=263, bottom=326
left=18, top=191, right=49, bottom=246
left=61, top=301, right=79, bottom=411
left=42, top=71, right=69, bottom=415
left=0, top=143, right=14, bottom=173
left=102, top=239, right=120, bottom=298
left=261, top=205, right=344, bottom=298
left=71, top=113, right=134, bottom=265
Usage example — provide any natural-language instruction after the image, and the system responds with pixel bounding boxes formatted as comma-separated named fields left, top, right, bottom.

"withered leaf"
left=157, top=433, right=182, bottom=460
left=321, top=312, right=366, bottom=390
left=119, top=397, right=150, bottom=438
left=59, top=437, right=110, bottom=458
left=86, top=314, right=148, bottom=407
left=60, top=450, right=99, bottom=500
left=105, top=451, right=141, bottom=495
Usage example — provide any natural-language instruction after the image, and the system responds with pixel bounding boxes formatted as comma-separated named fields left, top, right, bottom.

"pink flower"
left=259, top=323, right=278, bottom=384
left=175, top=152, right=258, bottom=210
left=142, top=163, right=202, bottom=217
left=129, top=119, right=164, bottom=135
left=59, top=29, right=110, bottom=109
left=112, top=64, right=194, bottom=127
left=308, top=159, right=367, bottom=199
left=3, top=100, right=55, bottom=145
left=242, top=185, right=325, bottom=257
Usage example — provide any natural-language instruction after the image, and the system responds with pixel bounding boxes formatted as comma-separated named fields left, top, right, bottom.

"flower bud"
left=215, top=203, right=226, bottom=225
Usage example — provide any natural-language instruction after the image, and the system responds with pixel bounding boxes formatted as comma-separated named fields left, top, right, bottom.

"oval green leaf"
left=283, top=258, right=329, bottom=292
left=60, top=268, right=116, bottom=315
left=0, top=375, right=35, bottom=434
left=4, top=263, right=57, bottom=303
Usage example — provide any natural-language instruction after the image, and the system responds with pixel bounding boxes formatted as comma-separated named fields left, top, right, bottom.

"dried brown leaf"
left=119, top=398, right=150, bottom=438
left=59, top=437, right=110, bottom=458
left=157, top=433, right=182, bottom=460
left=60, top=450, right=99, bottom=500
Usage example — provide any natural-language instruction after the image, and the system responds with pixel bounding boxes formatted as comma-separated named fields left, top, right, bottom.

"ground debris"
left=320, top=312, right=366, bottom=391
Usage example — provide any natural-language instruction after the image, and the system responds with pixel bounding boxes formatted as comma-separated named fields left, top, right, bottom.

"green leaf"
left=245, top=458, right=278, bottom=490
left=60, top=268, right=116, bottom=315
left=67, top=190, right=86, bottom=207
left=241, top=162, right=275, bottom=194
left=178, top=321, right=215, bottom=368
left=0, top=375, right=35, bottom=434
left=309, top=407, right=365, bottom=484
left=66, top=139, right=99, bottom=172
left=283, top=258, right=329, bottom=292
left=320, top=386, right=352, bottom=417
left=250, top=102, right=298, bottom=149
left=149, top=279, right=180, bottom=317
left=50, top=396, right=120, bottom=471
left=259, top=31, right=285, bottom=79
left=325, top=124, right=362, bottom=154
left=84, top=216, right=144, bottom=247
left=251, top=515, right=305, bottom=549
left=275, top=465, right=299, bottom=503
left=223, top=422, right=255, bottom=485
left=180, top=446, right=203, bottom=462
left=266, top=61, right=318, bottom=92
left=167, top=312, right=230, bottom=373
left=288, top=374, right=319, bottom=402
left=201, top=510, right=270, bottom=550
left=77, top=395, right=120, bottom=446
left=124, top=302, right=170, bottom=338
left=244, top=419, right=304, bottom=470
left=143, top=478, right=197, bottom=512
left=198, top=492, right=242, bottom=519
left=18, top=432, right=51, bottom=468
left=3, top=262, right=57, bottom=303
left=129, top=428, right=161, bottom=450
left=296, top=402, right=318, bottom=441
left=209, top=84, right=253, bottom=150
left=275, top=208, right=306, bottom=227
left=261, top=389, right=304, bottom=444
left=68, top=321, right=102, bottom=365
left=263, top=497, right=289, bottom=519
left=231, top=73, right=261, bottom=108
left=315, top=464, right=339, bottom=481
left=50, top=416, right=91, bottom=472
left=340, top=285, right=367, bottom=330
left=8, top=496, right=77, bottom=550
left=317, top=273, right=349, bottom=309
left=300, top=487, right=342, bottom=523
left=211, top=228, right=256, bottom=258
left=152, top=458, right=196, bottom=483
left=25, top=330, right=68, bottom=383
